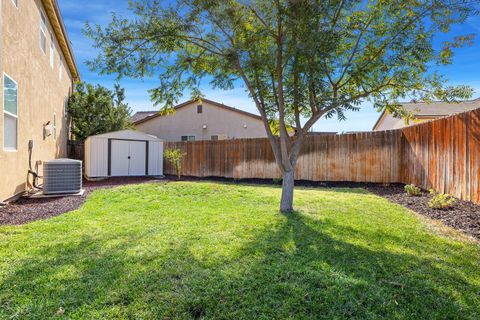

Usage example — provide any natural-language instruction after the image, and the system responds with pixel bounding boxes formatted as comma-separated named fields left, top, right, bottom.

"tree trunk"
left=280, top=170, right=295, bottom=213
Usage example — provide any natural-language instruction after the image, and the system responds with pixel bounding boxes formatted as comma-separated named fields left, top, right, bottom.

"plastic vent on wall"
left=43, top=159, right=82, bottom=194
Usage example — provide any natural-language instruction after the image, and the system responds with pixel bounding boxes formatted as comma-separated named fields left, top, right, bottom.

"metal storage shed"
left=85, top=130, right=163, bottom=178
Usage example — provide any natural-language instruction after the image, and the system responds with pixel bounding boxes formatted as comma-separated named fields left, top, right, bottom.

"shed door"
left=110, top=140, right=146, bottom=176
left=111, top=140, right=131, bottom=176
left=128, top=141, right=146, bottom=176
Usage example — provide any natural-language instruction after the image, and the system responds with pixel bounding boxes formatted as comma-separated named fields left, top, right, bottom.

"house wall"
left=375, top=113, right=438, bottom=131
left=0, top=0, right=74, bottom=201
left=135, top=100, right=268, bottom=141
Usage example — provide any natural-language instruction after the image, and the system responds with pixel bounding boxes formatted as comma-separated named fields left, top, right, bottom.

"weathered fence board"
left=164, top=108, right=480, bottom=204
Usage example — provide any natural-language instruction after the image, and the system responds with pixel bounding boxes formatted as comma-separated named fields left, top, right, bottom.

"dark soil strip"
left=1, top=175, right=479, bottom=241
left=366, top=184, right=480, bottom=240
left=0, top=177, right=164, bottom=226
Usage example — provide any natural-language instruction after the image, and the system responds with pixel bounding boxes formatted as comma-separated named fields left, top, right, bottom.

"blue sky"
left=58, top=0, right=480, bottom=132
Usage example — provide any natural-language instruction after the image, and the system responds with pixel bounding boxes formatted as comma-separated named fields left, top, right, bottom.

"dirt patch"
left=0, top=177, right=164, bottom=226
left=2, top=176, right=479, bottom=241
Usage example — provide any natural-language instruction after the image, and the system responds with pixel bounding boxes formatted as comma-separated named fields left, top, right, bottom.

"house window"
left=50, top=32, right=54, bottom=68
left=11, top=0, right=18, bottom=7
left=53, top=113, right=57, bottom=139
left=211, top=135, right=218, bottom=140
left=3, top=74, right=18, bottom=150
left=197, top=104, right=202, bottom=113
left=181, top=136, right=195, bottom=141
left=40, top=11, right=47, bottom=53
left=64, top=96, right=68, bottom=119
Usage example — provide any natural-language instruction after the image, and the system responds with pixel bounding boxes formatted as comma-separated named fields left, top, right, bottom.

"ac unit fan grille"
left=43, top=160, right=82, bottom=194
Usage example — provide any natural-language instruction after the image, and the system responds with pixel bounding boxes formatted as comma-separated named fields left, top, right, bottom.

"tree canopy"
left=85, top=0, right=477, bottom=211
left=68, top=82, right=132, bottom=140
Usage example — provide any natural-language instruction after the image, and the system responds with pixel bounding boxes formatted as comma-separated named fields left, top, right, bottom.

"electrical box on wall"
left=43, top=124, right=52, bottom=138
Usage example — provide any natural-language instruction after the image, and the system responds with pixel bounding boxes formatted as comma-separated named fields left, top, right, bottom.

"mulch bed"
left=1, top=176, right=479, bottom=241
left=365, top=184, right=480, bottom=240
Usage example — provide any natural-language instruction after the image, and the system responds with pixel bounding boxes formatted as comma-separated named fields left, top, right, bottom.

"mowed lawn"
left=0, top=182, right=479, bottom=319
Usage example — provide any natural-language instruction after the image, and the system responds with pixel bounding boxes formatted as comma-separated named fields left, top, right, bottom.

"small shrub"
left=428, top=190, right=456, bottom=209
left=404, top=184, right=422, bottom=196
left=164, top=148, right=186, bottom=179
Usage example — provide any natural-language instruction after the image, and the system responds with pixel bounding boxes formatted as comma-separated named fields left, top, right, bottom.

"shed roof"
left=87, top=130, right=162, bottom=141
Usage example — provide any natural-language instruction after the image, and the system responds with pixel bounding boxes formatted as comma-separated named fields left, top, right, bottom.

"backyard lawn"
left=0, top=181, right=479, bottom=319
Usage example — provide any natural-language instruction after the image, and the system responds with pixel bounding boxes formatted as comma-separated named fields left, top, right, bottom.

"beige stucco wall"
left=135, top=100, right=268, bottom=141
left=375, top=113, right=437, bottom=131
left=0, top=0, right=74, bottom=201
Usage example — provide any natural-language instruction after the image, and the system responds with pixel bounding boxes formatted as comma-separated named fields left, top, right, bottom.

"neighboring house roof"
left=42, top=0, right=79, bottom=81
left=132, top=98, right=263, bottom=125
left=372, top=98, right=480, bottom=130
left=307, top=131, right=337, bottom=135
left=131, top=111, right=157, bottom=123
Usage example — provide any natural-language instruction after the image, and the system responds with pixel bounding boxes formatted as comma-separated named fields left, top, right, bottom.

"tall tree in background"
left=85, top=0, right=476, bottom=212
left=68, top=82, right=132, bottom=140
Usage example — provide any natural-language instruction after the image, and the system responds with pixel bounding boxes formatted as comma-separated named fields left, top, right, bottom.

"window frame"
left=40, top=10, right=47, bottom=54
left=3, top=73, right=19, bottom=151
left=211, top=135, right=218, bottom=141
left=10, top=0, right=18, bottom=8
left=49, top=31, right=55, bottom=68
left=64, top=96, right=68, bottom=119
left=197, top=104, right=202, bottom=114
left=59, top=58, right=63, bottom=80
left=53, top=113, right=57, bottom=139
left=181, top=135, right=196, bottom=142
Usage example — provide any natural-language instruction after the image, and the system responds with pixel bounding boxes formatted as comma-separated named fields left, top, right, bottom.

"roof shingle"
left=401, top=98, right=480, bottom=116
left=131, top=111, right=158, bottom=123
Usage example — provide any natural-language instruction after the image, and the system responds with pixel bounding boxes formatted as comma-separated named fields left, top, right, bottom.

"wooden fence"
left=163, top=108, right=480, bottom=204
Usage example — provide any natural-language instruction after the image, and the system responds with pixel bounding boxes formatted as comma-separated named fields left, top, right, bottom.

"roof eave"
left=133, top=98, right=263, bottom=125
left=372, top=109, right=387, bottom=131
left=42, top=0, right=80, bottom=81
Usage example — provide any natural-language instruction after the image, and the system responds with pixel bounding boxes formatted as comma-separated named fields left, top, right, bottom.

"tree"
left=85, top=0, right=476, bottom=212
left=68, top=82, right=133, bottom=140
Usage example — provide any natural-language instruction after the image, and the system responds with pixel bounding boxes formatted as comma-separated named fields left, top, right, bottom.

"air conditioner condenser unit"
left=43, top=159, right=82, bottom=194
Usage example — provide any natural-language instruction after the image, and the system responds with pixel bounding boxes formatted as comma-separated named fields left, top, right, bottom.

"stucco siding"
left=136, top=101, right=267, bottom=141
left=0, top=0, right=74, bottom=201
left=375, top=113, right=439, bottom=131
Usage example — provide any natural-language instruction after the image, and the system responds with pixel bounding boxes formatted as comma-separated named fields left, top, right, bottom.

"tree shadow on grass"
left=0, top=209, right=479, bottom=319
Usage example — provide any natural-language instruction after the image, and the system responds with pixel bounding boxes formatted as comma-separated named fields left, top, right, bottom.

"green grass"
left=0, top=182, right=479, bottom=319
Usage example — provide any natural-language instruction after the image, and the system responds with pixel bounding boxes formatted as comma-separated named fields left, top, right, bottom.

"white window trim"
left=50, top=32, right=55, bottom=68
left=59, top=59, right=63, bottom=80
left=64, top=97, right=68, bottom=119
left=40, top=10, right=47, bottom=54
left=3, top=73, right=18, bottom=152
left=53, top=112, right=57, bottom=140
